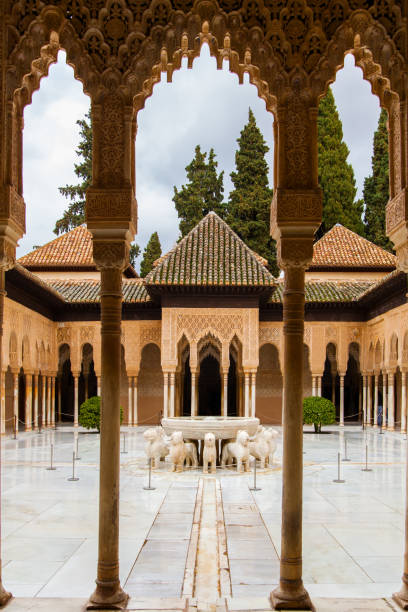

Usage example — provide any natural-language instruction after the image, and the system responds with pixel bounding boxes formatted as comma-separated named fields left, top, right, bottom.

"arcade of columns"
left=1, top=1, right=407, bottom=610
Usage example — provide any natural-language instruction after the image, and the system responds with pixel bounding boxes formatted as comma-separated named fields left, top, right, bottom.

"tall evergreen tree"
left=140, top=232, right=162, bottom=277
left=56, top=110, right=140, bottom=265
left=173, top=145, right=225, bottom=237
left=363, top=109, right=392, bottom=251
left=318, top=87, right=364, bottom=237
left=226, top=109, right=278, bottom=276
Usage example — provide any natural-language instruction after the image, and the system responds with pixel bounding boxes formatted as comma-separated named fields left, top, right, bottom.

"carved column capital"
left=92, top=240, right=129, bottom=273
left=278, top=236, right=314, bottom=270
left=271, top=188, right=322, bottom=241
left=0, top=237, right=16, bottom=270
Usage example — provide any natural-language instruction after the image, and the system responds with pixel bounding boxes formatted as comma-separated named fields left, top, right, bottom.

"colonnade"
left=362, top=371, right=407, bottom=433
left=162, top=368, right=257, bottom=418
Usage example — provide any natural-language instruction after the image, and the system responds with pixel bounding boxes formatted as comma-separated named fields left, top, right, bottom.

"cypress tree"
left=227, top=108, right=278, bottom=276
left=140, top=232, right=162, bottom=277
left=363, top=109, right=392, bottom=251
left=173, top=145, right=225, bottom=238
left=318, top=87, right=364, bottom=237
left=56, top=110, right=140, bottom=265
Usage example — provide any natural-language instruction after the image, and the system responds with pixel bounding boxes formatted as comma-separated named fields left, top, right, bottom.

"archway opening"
left=18, top=367, right=26, bottom=431
left=345, top=342, right=361, bottom=423
left=199, top=355, right=221, bottom=416
left=79, top=343, right=97, bottom=406
left=58, top=344, right=74, bottom=423
left=256, top=343, right=282, bottom=424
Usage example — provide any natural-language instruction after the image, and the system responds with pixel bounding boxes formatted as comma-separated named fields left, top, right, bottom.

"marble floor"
left=0, top=423, right=406, bottom=610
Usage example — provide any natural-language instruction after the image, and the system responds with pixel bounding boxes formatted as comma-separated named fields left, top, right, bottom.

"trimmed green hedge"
left=79, top=396, right=123, bottom=432
left=303, top=396, right=336, bottom=433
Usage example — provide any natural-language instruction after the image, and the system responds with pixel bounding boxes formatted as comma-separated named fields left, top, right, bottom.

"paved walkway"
left=0, top=424, right=406, bottom=610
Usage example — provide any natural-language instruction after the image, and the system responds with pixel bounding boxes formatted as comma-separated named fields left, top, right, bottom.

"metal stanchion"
left=13, top=415, right=17, bottom=440
left=67, top=451, right=79, bottom=481
left=249, top=458, right=262, bottom=491
left=342, top=437, right=350, bottom=462
left=75, top=436, right=81, bottom=460
left=143, top=457, right=155, bottom=491
left=361, top=444, right=372, bottom=472
left=121, top=432, right=128, bottom=455
left=333, top=452, right=345, bottom=483
left=46, top=444, right=56, bottom=471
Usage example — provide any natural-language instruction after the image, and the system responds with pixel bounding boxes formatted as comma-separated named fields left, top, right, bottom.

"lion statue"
left=249, top=426, right=270, bottom=469
left=203, top=432, right=217, bottom=474
left=263, top=428, right=279, bottom=466
left=221, top=430, right=250, bottom=473
left=143, top=427, right=169, bottom=468
left=169, top=431, right=187, bottom=472
left=184, top=441, right=198, bottom=468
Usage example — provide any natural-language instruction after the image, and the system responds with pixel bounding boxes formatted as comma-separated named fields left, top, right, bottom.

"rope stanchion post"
left=143, top=457, right=155, bottom=491
left=333, top=452, right=345, bottom=483
left=361, top=444, right=372, bottom=472
left=249, top=457, right=262, bottom=491
left=75, top=436, right=81, bottom=461
left=121, top=432, right=128, bottom=455
left=342, top=437, right=350, bottom=462
left=46, top=443, right=56, bottom=471
left=68, top=451, right=79, bottom=481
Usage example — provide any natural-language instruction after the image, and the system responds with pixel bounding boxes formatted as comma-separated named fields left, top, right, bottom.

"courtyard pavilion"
left=1, top=2, right=408, bottom=610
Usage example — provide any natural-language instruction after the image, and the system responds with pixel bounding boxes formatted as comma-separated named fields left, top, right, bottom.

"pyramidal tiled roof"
left=46, top=279, right=150, bottom=303
left=18, top=225, right=94, bottom=268
left=310, top=224, right=396, bottom=270
left=270, top=279, right=375, bottom=303
left=145, top=212, right=276, bottom=287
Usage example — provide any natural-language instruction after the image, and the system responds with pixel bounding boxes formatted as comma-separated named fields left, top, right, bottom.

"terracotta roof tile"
left=269, top=279, right=375, bottom=303
left=310, top=224, right=396, bottom=270
left=145, top=212, right=276, bottom=287
left=46, top=279, right=150, bottom=303
left=18, top=225, right=94, bottom=268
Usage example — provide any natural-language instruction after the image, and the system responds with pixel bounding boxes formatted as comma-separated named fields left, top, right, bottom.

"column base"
left=87, top=583, right=128, bottom=610
left=0, top=584, right=12, bottom=607
left=393, top=579, right=408, bottom=610
left=270, top=585, right=314, bottom=611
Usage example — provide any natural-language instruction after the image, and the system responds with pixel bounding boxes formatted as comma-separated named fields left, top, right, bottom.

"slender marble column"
left=367, top=375, right=372, bottom=425
left=317, top=376, right=322, bottom=397
left=271, top=266, right=312, bottom=610
left=244, top=373, right=250, bottom=417
left=25, top=373, right=33, bottom=431
left=73, top=374, right=79, bottom=427
left=12, top=372, right=18, bottom=433
left=374, top=374, right=379, bottom=428
left=170, top=372, right=175, bottom=418
left=388, top=371, right=395, bottom=431
left=339, top=374, right=345, bottom=427
left=133, top=377, right=138, bottom=426
left=221, top=372, right=228, bottom=417
left=362, top=375, right=367, bottom=426
left=97, top=376, right=101, bottom=397
left=332, top=375, right=336, bottom=406
left=47, top=376, right=52, bottom=427
left=251, top=372, right=256, bottom=418
left=163, top=373, right=169, bottom=418
left=383, top=372, right=388, bottom=427
left=88, top=266, right=128, bottom=609
left=312, top=377, right=316, bottom=397
left=51, top=377, right=56, bottom=427
left=127, top=377, right=133, bottom=425
left=33, top=374, right=38, bottom=430
left=402, top=371, right=407, bottom=434
left=57, top=377, right=62, bottom=423
left=191, top=371, right=197, bottom=417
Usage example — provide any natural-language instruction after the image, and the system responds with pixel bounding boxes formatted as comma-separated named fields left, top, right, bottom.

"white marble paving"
left=0, top=423, right=406, bottom=606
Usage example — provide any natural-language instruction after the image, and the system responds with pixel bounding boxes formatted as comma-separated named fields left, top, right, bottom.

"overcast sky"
left=19, top=49, right=381, bottom=268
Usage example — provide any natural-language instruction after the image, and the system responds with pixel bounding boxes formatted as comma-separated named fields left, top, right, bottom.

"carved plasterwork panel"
left=176, top=313, right=243, bottom=343
left=325, top=326, right=338, bottom=340
left=140, top=326, right=161, bottom=347
left=259, top=326, right=280, bottom=345
left=57, top=327, right=71, bottom=345
left=80, top=326, right=95, bottom=344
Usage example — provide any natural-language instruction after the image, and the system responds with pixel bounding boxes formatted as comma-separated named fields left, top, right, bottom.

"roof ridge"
left=314, top=223, right=395, bottom=254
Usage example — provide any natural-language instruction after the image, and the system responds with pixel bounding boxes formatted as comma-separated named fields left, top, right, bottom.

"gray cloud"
left=19, top=48, right=381, bottom=266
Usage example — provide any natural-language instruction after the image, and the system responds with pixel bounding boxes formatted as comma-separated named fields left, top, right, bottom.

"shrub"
left=303, top=396, right=336, bottom=433
left=79, top=396, right=123, bottom=432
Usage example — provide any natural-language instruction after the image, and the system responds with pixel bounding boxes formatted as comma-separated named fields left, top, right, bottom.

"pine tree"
left=173, top=145, right=225, bottom=237
left=140, top=232, right=162, bottom=277
left=56, top=110, right=140, bottom=266
left=226, top=109, right=278, bottom=276
left=363, top=109, right=392, bottom=251
left=318, top=88, right=364, bottom=237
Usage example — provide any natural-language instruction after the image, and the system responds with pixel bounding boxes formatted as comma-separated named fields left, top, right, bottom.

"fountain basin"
left=161, top=416, right=260, bottom=440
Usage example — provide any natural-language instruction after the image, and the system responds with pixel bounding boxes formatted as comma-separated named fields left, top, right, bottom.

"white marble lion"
left=263, top=428, right=279, bottom=466
left=203, top=432, right=217, bottom=474
left=249, top=426, right=270, bottom=468
left=169, top=431, right=187, bottom=472
left=184, top=441, right=198, bottom=468
left=143, top=427, right=169, bottom=468
left=221, top=429, right=250, bottom=472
